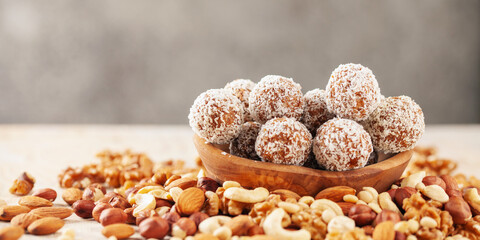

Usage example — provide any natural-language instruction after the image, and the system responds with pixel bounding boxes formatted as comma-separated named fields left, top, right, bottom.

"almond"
left=0, top=205, right=31, bottom=221
left=62, top=188, right=83, bottom=205
left=30, top=207, right=73, bottom=219
left=27, top=217, right=64, bottom=235
left=176, top=187, right=205, bottom=216
left=315, top=186, right=356, bottom=202
left=18, top=196, right=53, bottom=209
left=101, top=223, right=135, bottom=239
left=10, top=213, right=41, bottom=229
left=373, top=221, right=395, bottom=240
left=271, top=189, right=301, bottom=201
left=0, top=225, right=24, bottom=240
left=32, top=188, right=57, bottom=202
left=165, top=177, right=197, bottom=191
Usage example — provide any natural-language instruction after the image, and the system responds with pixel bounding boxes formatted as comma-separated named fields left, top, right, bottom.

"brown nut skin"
left=197, top=177, right=220, bottom=192
left=247, top=224, right=265, bottom=236
left=99, top=208, right=128, bottom=226
left=387, top=188, right=397, bottom=200
left=394, top=187, right=416, bottom=208
left=348, top=204, right=377, bottom=227
left=109, top=196, right=131, bottom=209
left=82, top=186, right=104, bottom=202
left=124, top=187, right=139, bottom=199
left=373, top=210, right=401, bottom=226
left=395, top=231, right=407, bottom=240
left=92, top=202, right=112, bottom=222
left=89, top=183, right=107, bottom=194
left=422, top=176, right=447, bottom=190
left=135, top=210, right=159, bottom=226
left=444, top=196, right=472, bottom=224
left=62, top=188, right=83, bottom=205
left=362, top=225, right=374, bottom=236
left=440, top=175, right=459, bottom=191
left=174, top=217, right=197, bottom=236
left=124, top=208, right=136, bottom=225
left=32, top=188, right=57, bottom=202
left=72, top=200, right=95, bottom=219
left=337, top=202, right=355, bottom=216
left=189, top=212, right=209, bottom=227
left=163, top=211, right=181, bottom=225
left=155, top=199, right=173, bottom=209
left=139, top=217, right=170, bottom=239
left=446, top=189, right=462, bottom=197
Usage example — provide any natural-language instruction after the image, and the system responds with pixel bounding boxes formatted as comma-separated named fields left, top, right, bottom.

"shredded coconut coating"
left=188, top=89, right=244, bottom=144
left=249, top=75, right=304, bottom=124
left=255, top=117, right=312, bottom=166
left=225, top=79, right=256, bottom=122
left=325, top=63, right=382, bottom=121
left=313, top=118, right=373, bottom=171
left=301, top=89, right=335, bottom=134
left=363, top=96, right=425, bottom=154
left=229, top=121, right=262, bottom=160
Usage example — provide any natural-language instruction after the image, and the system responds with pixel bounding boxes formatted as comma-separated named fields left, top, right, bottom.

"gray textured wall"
left=0, top=0, right=479, bottom=124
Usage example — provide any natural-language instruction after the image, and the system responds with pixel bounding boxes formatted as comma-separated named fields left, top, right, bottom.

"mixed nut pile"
left=1, top=147, right=480, bottom=240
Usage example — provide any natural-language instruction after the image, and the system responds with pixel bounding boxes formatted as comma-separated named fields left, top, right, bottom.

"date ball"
left=301, top=89, right=335, bottom=134
left=225, top=79, right=256, bottom=121
left=255, top=117, right=312, bottom=166
left=229, top=121, right=262, bottom=160
left=313, top=118, right=373, bottom=171
left=363, top=96, right=425, bottom=153
left=325, top=63, right=382, bottom=121
left=188, top=89, right=244, bottom=144
left=249, top=75, right=304, bottom=124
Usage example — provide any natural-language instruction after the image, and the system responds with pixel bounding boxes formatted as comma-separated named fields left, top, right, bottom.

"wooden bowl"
left=193, top=134, right=413, bottom=196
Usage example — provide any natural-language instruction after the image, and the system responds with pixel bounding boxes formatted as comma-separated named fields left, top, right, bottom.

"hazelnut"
left=89, top=183, right=107, bottom=194
left=105, top=192, right=123, bottom=199
left=109, top=196, right=130, bottom=209
left=136, top=210, right=157, bottom=226
left=374, top=210, right=401, bottom=226
left=163, top=211, right=181, bottom=225
left=99, top=208, right=128, bottom=226
left=83, top=186, right=105, bottom=202
left=92, top=202, right=112, bottom=222
left=387, top=188, right=397, bottom=200
left=124, top=208, right=136, bottom=225
left=422, top=176, right=447, bottom=190
left=393, top=187, right=416, bottom=207
left=62, top=188, right=83, bottom=205
left=348, top=204, right=377, bottom=226
left=72, top=200, right=96, bottom=218
left=172, top=217, right=197, bottom=237
left=151, top=172, right=167, bottom=185
left=95, top=196, right=114, bottom=205
left=189, top=212, right=209, bottom=227
left=139, top=217, right=170, bottom=239
left=155, top=199, right=173, bottom=209
left=444, top=196, right=472, bottom=224
left=197, top=177, right=220, bottom=192
left=32, top=188, right=57, bottom=202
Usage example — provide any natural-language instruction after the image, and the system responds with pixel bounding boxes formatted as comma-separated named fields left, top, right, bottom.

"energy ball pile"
left=189, top=63, right=425, bottom=171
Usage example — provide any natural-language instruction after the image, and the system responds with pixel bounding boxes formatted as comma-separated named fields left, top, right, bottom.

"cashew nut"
left=310, top=199, right=344, bottom=216
left=213, top=226, right=232, bottom=240
left=298, top=196, right=315, bottom=206
left=278, top=202, right=300, bottom=214
left=199, top=216, right=232, bottom=234
left=263, top=208, right=311, bottom=240
left=401, top=171, right=426, bottom=188
left=133, top=193, right=156, bottom=217
left=224, top=187, right=269, bottom=203
left=205, top=191, right=220, bottom=216
left=378, top=192, right=401, bottom=214
left=321, top=209, right=336, bottom=223
left=223, top=181, right=241, bottom=189
left=327, top=216, right=355, bottom=233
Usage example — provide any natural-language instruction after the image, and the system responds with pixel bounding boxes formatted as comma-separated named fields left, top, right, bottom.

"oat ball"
left=313, top=118, right=373, bottom=171
left=229, top=121, right=262, bottom=160
left=188, top=89, right=244, bottom=144
left=225, top=79, right=256, bottom=121
left=255, top=117, right=312, bottom=166
left=363, top=96, right=425, bottom=154
left=249, top=75, right=304, bottom=124
left=301, top=89, right=335, bottom=134
left=325, top=63, right=382, bottom=121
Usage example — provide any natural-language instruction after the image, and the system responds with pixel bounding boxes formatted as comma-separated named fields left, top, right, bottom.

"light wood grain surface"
left=0, top=124, right=479, bottom=239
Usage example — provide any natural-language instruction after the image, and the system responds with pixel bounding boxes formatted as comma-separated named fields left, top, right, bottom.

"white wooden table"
left=0, top=125, right=479, bottom=239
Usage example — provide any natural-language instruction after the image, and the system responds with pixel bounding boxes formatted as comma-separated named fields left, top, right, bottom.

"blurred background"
left=0, top=0, right=478, bottom=124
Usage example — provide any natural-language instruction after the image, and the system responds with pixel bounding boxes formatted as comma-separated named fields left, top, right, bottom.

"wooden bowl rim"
left=194, top=134, right=413, bottom=178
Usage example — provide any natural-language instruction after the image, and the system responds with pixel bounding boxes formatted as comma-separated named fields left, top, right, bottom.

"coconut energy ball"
left=313, top=118, right=373, bottom=171
left=325, top=63, right=382, bottom=121
left=229, top=121, right=262, bottom=160
left=188, top=89, right=244, bottom=144
left=225, top=79, right=256, bottom=121
left=363, top=96, right=425, bottom=154
left=249, top=75, right=304, bottom=124
left=255, top=117, right=312, bottom=166
left=302, top=89, right=335, bottom=134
